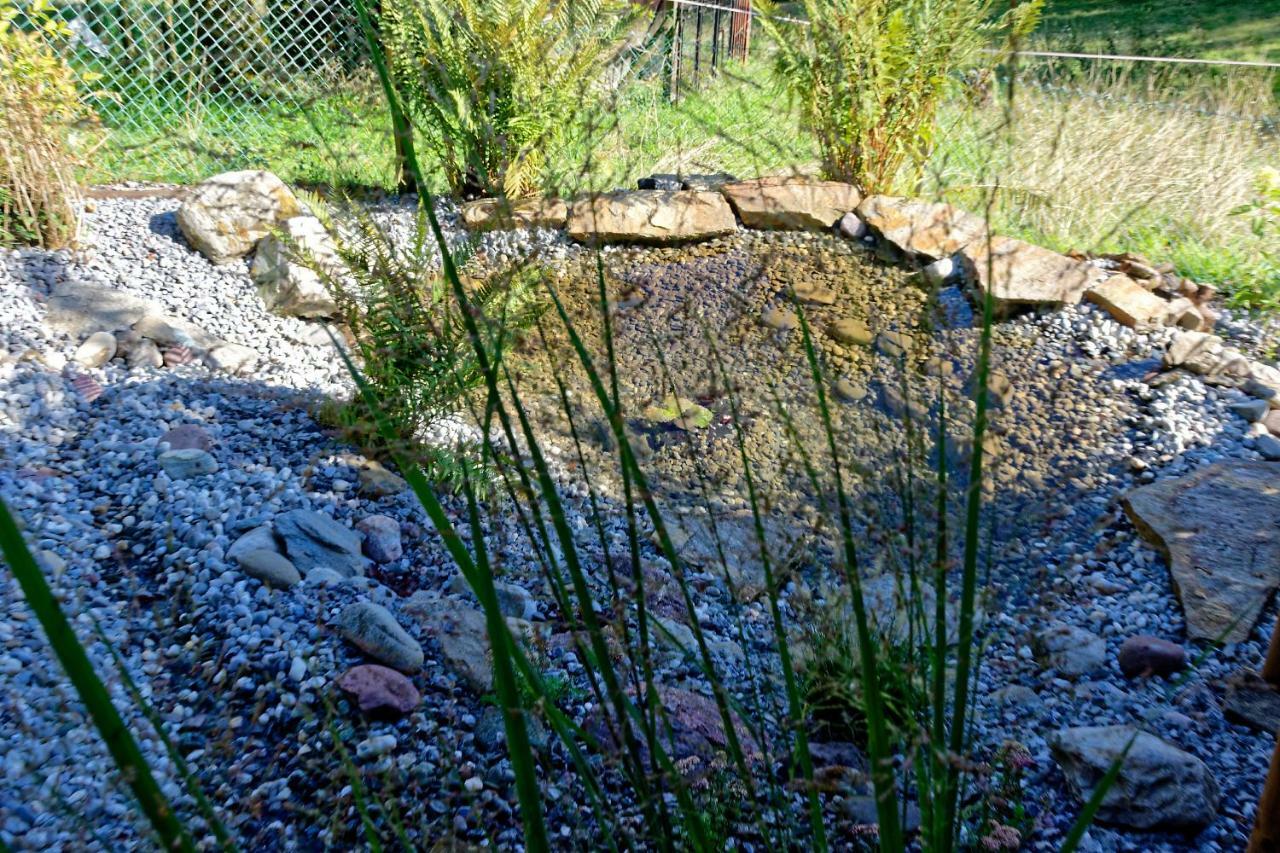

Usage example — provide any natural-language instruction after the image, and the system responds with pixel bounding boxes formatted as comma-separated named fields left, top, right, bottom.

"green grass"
left=1035, top=0, right=1280, bottom=62
left=79, top=73, right=397, bottom=188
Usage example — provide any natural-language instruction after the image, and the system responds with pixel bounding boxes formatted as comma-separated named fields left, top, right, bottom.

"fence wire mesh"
left=45, top=0, right=369, bottom=182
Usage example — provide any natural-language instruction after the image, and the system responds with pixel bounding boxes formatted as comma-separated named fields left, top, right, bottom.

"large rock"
left=131, top=313, right=220, bottom=352
left=249, top=215, right=341, bottom=318
left=177, top=170, right=302, bottom=264
left=1122, top=461, right=1280, bottom=642
left=74, top=332, right=117, bottom=368
left=1049, top=726, right=1219, bottom=832
left=1033, top=622, right=1106, bottom=677
left=336, top=664, right=421, bottom=716
left=854, top=195, right=989, bottom=260
left=960, top=235, right=1100, bottom=314
left=274, top=509, right=368, bottom=578
left=720, top=177, right=861, bottom=230
left=460, top=197, right=568, bottom=232
left=336, top=601, right=424, bottom=673
left=567, top=191, right=736, bottom=244
left=46, top=281, right=153, bottom=337
left=1086, top=275, right=1173, bottom=327
left=402, top=592, right=531, bottom=693
left=663, top=511, right=807, bottom=593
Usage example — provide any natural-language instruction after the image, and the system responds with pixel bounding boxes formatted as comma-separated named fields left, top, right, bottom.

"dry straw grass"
left=0, top=3, right=89, bottom=249
left=928, top=64, right=1279, bottom=294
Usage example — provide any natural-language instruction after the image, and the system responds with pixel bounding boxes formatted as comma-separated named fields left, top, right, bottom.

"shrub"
left=1229, top=166, right=1280, bottom=308
left=0, top=0, right=92, bottom=248
left=759, top=0, right=1042, bottom=194
left=316, top=207, right=544, bottom=492
left=379, top=0, right=636, bottom=198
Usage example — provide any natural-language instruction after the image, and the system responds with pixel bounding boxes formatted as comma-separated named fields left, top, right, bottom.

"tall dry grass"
left=0, top=1, right=90, bottom=249
left=927, top=62, right=1280, bottom=303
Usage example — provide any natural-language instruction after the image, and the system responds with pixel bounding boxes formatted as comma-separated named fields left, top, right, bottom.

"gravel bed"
left=0, top=195, right=1275, bottom=850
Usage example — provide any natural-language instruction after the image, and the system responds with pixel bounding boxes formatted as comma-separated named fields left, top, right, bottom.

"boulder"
left=567, top=191, right=736, bottom=244
left=274, top=509, right=368, bottom=579
left=1086, top=275, right=1172, bottom=327
left=1117, top=635, right=1186, bottom=679
left=126, top=339, right=163, bottom=370
left=205, top=342, right=259, bottom=375
left=249, top=215, right=341, bottom=318
left=1049, top=725, right=1219, bottom=832
left=237, top=549, right=301, bottom=588
left=1033, top=622, right=1106, bottom=677
left=960, top=236, right=1100, bottom=314
left=227, top=525, right=281, bottom=562
left=73, top=332, right=117, bottom=368
left=336, top=601, right=424, bottom=672
left=854, top=196, right=989, bottom=260
left=1222, top=669, right=1280, bottom=734
left=403, top=592, right=531, bottom=692
left=761, top=305, right=799, bottom=331
left=159, top=424, right=214, bottom=452
left=1122, top=461, right=1280, bottom=642
left=720, top=177, right=861, bottom=230
left=827, top=317, right=873, bottom=346
left=681, top=172, right=736, bottom=192
left=459, top=196, right=568, bottom=232
left=158, top=448, right=218, bottom=480
left=131, top=313, right=220, bottom=352
left=358, top=461, right=408, bottom=498
left=177, top=170, right=302, bottom=264
left=356, top=514, right=403, bottom=564
left=664, top=511, right=807, bottom=593
left=336, top=664, right=421, bottom=716
left=46, top=281, right=153, bottom=337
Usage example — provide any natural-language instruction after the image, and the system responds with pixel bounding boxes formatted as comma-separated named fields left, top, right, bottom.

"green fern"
left=316, top=208, right=545, bottom=489
left=379, top=0, right=638, bottom=198
left=758, top=0, right=1042, bottom=195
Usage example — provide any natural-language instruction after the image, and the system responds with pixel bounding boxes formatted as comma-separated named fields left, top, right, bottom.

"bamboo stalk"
left=1248, top=731, right=1280, bottom=853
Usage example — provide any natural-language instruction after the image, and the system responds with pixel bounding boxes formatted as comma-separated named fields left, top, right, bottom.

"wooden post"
left=730, top=0, right=751, bottom=62
left=1248, top=731, right=1280, bottom=853
left=1263, top=612, right=1280, bottom=685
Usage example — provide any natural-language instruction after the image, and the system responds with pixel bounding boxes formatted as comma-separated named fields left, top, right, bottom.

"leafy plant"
left=378, top=0, right=637, bottom=198
left=758, top=0, right=1042, bottom=194
left=1228, top=166, right=1280, bottom=308
left=315, top=206, right=544, bottom=493
left=0, top=0, right=95, bottom=247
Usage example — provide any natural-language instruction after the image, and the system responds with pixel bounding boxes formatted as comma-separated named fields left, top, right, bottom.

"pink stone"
left=161, top=424, right=213, bottom=452
left=336, top=664, right=421, bottom=716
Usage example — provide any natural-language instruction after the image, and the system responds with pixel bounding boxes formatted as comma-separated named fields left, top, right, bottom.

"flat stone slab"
left=960, top=235, right=1101, bottom=313
left=45, top=281, right=155, bottom=337
left=720, top=177, right=861, bottom=230
left=854, top=195, right=989, bottom=260
left=460, top=196, right=569, bottom=232
left=1122, top=461, right=1280, bottom=642
left=1086, top=275, right=1172, bottom=328
left=567, top=191, right=736, bottom=244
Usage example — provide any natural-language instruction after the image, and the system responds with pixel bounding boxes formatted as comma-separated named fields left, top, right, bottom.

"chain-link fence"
left=46, top=0, right=374, bottom=184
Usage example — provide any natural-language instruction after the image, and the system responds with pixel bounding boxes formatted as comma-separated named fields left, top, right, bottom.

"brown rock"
left=567, top=191, right=736, bottom=244
left=460, top=196, right=568, bottom=232
left=827, top=317, right=873, bottom=346
left=961, top=235, right=1100, bottom=314
left=1222, top=669, right=1280, bottom=734
left=336, top=664, right=421, bottom=716
left=403, top=592, right=531, bottom=693
left=160, top=424, right=214, bottom=452
left=720, top=176, right=861, bottom=230
left=1122, top=461, right=1280, bottom=642
left=1117, top=635, right=1186, bottom=678
left=1086, top=275, right=1172, bottom=327
left=854, top=195, right=989, bottom=259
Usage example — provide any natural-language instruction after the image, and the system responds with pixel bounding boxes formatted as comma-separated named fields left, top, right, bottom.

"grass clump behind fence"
left=380, top=0, right=640, bottom=198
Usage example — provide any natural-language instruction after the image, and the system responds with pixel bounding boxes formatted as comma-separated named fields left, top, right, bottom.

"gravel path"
left=0, top=196, right=1276, bottom=850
